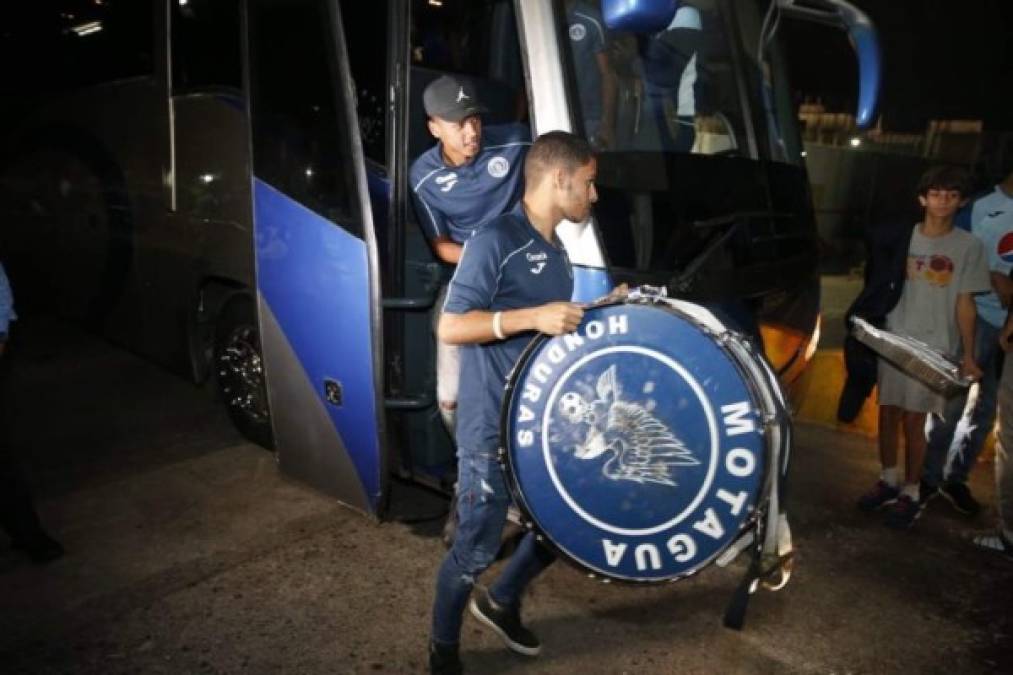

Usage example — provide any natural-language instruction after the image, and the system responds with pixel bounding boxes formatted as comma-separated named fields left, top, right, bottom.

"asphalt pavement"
left=1, top=315, right=1011, bottom=674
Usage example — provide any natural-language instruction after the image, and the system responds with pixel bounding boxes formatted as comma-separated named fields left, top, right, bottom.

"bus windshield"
left=560, top=0, right=804, bottom=164
left=557, top=0, right=813, bottom=303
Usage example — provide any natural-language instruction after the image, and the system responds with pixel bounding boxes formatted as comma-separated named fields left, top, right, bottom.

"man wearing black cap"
left=410, top=75, right=531, bottom=435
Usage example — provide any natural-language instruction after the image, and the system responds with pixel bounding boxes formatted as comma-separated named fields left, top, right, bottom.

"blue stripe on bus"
left=253, top=179, right=381, bottom=505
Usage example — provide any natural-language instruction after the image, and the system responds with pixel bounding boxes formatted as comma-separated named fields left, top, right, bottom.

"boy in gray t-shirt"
left=858, top=166, right=990, bottom=529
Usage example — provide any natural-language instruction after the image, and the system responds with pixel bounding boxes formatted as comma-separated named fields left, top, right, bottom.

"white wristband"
left=492, top=311, right=506, bottom=340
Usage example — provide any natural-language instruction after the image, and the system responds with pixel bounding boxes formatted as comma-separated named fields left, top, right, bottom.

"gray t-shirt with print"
left=886, top=225, right=990, bottom=355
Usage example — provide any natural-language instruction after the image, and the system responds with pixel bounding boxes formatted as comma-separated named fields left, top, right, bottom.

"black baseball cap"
left=423, top=74, right=488, bottom=122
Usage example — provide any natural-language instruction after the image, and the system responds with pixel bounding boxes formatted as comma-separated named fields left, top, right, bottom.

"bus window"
left=248, top=0, right=360, bottom=233
left=340, top=1, right=389, bottom=167
left=171, top=0, right=242, bottom=93
left=560, top=0, right=747, bottom=157
left=0, top=1, right=153, bottom=94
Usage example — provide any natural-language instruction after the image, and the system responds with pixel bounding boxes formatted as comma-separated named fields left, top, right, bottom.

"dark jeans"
left=431, top=448, right=554, bottom=646
left=0, top=347, right=45, bottom=545
left=924, top=317, right=1002, bottom=487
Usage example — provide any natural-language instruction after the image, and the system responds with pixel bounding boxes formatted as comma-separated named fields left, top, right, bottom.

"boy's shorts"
left=877, top=357, right=947, bottom=416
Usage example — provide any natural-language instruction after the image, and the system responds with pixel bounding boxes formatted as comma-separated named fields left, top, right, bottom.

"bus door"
left=245, top=0, right=387, bottom=516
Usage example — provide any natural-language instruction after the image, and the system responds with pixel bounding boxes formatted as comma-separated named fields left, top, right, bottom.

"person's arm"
left=956, top=292, right=983, bottom=379
left=991, top=271, right=1013, bottom=308
left=1001, top=309, right=1013, bottom=352
left=439, top=229, right=584, bottom=345
left=439, top=303, right=583, bottom=345
left=431, top=236, right=463, bottom=265
left=595, top=51, right=618, bottom=148
left=409, top=171, right=459, bottom=263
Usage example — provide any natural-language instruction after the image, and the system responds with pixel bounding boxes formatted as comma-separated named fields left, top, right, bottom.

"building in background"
left=798, top=100, right=1013, bottom=272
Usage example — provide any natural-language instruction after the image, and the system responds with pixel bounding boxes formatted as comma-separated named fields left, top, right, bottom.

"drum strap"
left=723, top=417, right=794, bottom=630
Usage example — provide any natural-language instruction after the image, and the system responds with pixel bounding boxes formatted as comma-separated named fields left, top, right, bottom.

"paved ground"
left=1, top=316, right=1011, bottom=674
left=819, top=274, right=863, bottom=349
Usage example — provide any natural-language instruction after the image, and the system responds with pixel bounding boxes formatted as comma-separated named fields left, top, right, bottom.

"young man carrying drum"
left=427, top=131, right=597, bottom=674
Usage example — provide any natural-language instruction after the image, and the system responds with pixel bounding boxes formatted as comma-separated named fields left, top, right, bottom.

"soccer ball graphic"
left=558, top=391, right=587, bottom=424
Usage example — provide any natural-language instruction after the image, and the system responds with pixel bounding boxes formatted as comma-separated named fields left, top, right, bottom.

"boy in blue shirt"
left=427, top=132, right=595, bottom=674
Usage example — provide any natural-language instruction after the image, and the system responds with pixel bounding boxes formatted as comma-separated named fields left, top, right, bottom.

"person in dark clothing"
left=0, top=261, right=64, bottom=564
left=427, top=132, right=595, bottom=674
left=837, top=219, right=913, bottom=422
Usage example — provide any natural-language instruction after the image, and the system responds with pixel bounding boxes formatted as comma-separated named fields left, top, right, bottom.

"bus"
left=0, top=0, right=879, bottom=518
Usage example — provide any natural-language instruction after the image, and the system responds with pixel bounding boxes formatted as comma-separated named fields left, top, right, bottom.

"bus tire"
left=213, top=297, right=275, bottom=450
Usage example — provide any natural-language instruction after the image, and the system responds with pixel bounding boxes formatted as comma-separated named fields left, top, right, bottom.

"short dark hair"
left=524, top=131, right=594, bottom=186
left=916, top=165, right=970, bottom=197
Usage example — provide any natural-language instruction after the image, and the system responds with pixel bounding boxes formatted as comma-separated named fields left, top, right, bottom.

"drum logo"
left=558, top=364, right=699, bottom=487
left=507, top=306, right=765, bottom=581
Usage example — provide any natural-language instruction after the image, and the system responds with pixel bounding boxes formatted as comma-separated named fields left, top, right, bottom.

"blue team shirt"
left=960, top=185, right=1013, bottom=327
left=0, top=262, right=15, bottom=336
left=444, top=210, right=574, bottom=454
left=410, top=123, right=530, bottom=244
left=567, top=1, right=607, bottom=128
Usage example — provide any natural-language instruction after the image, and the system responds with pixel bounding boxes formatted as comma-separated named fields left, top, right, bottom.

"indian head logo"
left=505, top=303, right=766, bottom=581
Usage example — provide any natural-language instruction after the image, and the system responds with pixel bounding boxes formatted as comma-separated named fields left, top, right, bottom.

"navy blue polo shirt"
left=567, top=0, right=607, bottom=128
left=443, top=209, right=574, bottom=454
left=410, top=123, right=530, bottom=244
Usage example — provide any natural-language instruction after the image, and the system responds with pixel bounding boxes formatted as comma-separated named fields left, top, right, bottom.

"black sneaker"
left=885, top=494, right=924, bottom=530
left=939, top=481, right=981, bottom=517
left=857, top=480, right=900, bottom=511
left=468, top=587, right=541, bottom=656
left=919, top=480, right=939, bottom=503
left=428, top=641, right=463, bottom=675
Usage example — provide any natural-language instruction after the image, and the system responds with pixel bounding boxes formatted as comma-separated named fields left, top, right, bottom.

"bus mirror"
left=601, top=0, right=679, bottom=34
left=775, top=0, right=881, bottom=129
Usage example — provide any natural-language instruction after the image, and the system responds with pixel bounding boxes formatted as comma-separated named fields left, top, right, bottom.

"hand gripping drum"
left=500, top=290, right=793, bottom=627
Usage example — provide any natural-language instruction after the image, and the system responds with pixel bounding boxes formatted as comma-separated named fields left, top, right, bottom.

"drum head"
left=502, top=301, right=768, bottom=582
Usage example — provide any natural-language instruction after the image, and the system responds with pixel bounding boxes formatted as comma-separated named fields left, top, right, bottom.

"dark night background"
left=782, top=0, right=1013, bottom=132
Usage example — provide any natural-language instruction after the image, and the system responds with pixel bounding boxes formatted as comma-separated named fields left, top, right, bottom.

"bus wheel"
left=214, top=297, right=274, bottom=449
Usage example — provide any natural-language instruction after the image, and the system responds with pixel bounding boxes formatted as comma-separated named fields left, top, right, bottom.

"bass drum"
left=500, top=295, right=790, bottom=583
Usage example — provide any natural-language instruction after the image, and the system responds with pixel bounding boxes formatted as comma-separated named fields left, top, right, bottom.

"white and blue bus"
left=0, top=0, right=879, bottom=518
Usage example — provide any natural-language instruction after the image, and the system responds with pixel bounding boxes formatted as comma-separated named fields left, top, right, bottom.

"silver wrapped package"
left=850, top=316, right=973, bottom=397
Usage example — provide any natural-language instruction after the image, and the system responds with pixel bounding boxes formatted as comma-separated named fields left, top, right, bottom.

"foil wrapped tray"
left=850, top=316, right=973, bottom=396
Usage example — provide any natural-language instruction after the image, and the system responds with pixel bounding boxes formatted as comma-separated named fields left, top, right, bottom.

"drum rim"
left=498, top=298, right=778, bottom=584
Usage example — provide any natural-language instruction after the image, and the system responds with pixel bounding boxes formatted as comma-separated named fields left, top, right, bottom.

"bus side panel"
left=254, top=178, right=381, bottom=513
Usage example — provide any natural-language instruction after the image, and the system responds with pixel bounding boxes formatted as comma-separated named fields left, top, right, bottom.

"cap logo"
left=456, top=87, right=470, bottom=103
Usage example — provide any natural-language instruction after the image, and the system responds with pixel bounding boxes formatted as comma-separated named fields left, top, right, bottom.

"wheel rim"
left=217, top=324, right=270, bottom=425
